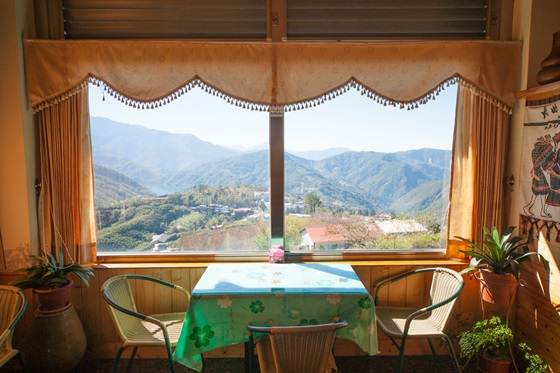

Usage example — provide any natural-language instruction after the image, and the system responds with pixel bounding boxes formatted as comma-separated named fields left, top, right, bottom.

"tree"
left=304, top=193, right=322, bottom=213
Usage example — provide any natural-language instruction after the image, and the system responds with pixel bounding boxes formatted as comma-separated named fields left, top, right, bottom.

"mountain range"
left=91, top=117, right=450, bottom=215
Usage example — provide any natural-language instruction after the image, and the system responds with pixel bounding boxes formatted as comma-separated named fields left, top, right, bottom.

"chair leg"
left=126, top=347, right=138, bottom=372
left=112, top=346, right=127, bottom=373
left=441, top=335, right=461, bottom=373
left=16, top=351, right=29, bottom=373
left=164, top=340, right=176, bottom=373
left=396, top=335, right=407, bottom=373
left=427, top=338, right=442, bottom=371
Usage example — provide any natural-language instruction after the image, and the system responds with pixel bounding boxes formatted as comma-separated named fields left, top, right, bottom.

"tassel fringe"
left=32, top=75, right=512, bottom=114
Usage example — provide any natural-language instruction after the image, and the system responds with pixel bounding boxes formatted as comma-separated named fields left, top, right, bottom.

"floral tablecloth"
left=173, top=263, right=378, bottom=372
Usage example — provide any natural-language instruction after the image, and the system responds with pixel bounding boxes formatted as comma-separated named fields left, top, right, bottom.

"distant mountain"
left=91, top=117, right=239, bottom=194
left=94, top=165, right=155, bottom=207
left=90, top=118, right=451, bottom=215
left=288, top=148, right=353, bottom=160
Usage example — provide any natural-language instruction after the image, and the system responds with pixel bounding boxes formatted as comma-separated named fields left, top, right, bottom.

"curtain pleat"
left=446, top=84, right=510, bottom=257
left=37, top=89, right=96, bottom=264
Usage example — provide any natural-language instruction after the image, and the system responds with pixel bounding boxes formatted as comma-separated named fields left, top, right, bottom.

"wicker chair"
left=374, top=267, right=464, bottom=373
left=246, top=320, right=348, bottom=373
left=0, top=285, right=28, bottom=372
left=101, top=274, right=190, bottom=373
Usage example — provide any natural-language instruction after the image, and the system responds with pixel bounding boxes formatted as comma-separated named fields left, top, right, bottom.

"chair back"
left=101, top=275, right=142, bottom=342
left=248, top=320, right=347, bottom=373
left=0, top=285, right=27, bottom=361
left=427, top=268, right=464, bottom=332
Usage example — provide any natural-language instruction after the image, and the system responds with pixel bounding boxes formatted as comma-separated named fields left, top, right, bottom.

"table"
left=173, top=263, right=378, bottom=372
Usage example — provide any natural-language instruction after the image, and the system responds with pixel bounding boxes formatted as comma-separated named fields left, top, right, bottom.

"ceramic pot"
left=475, top=270, right=518, bottom=305
left=479, top=354, right=511, bottom=373
left=28, top=304, right=87, bottom=372
left=34, top=278, right=73, bottom=311
left=537, top=31, right=560, bottom=85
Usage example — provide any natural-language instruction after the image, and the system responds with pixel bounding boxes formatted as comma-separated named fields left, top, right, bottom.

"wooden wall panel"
left=2, top=262, right=489, bottom=364
left=515, top=236, right=560, bottom=373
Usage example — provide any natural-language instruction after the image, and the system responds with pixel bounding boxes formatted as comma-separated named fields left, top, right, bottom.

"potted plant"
left=458, top=316, right=514, bottom=372
left=10, top=248, right=94, bottom=311
left=9, top=248, right=93, bottom=371
left=455, top=226, right=550, bottom=305
left=458, top=317, right=549, bottom=373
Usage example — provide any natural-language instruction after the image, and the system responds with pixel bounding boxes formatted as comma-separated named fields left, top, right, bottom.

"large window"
left=284, top=88, right=456, bottom=252
left=89, top=86, right=270, bottom=253
left=89, top=83, right=456, bottom=254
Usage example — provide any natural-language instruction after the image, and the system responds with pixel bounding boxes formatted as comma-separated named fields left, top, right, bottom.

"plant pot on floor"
left=474, top=270, right=518, bottom=305
left=478, top=354, right=511, bottom=373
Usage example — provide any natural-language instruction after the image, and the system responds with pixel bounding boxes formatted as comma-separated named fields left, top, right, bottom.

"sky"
left=88, top=83, right=457, bottom=153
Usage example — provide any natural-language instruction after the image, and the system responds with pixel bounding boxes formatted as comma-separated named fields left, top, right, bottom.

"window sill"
left=93, top=250, right=468, bottom=268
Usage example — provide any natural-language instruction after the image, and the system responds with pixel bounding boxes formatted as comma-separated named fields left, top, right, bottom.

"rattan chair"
left=374, top=267, right=464, bottom=373
left=101, top=274, right=190, bottom=373
left=246, top=320, right=348, bottom=373
left=0, top=285, right=28, bottom=372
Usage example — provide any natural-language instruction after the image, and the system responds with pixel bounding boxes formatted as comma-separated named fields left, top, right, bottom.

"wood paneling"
left=0, top=262, right=489, bottom=365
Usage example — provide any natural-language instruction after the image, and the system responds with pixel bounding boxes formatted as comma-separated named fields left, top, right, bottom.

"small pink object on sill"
left=269, top=245, right=284, bottom=264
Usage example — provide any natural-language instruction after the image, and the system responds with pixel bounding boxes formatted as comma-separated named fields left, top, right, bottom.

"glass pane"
left=89, top=85, right=270, bottom=253
left=284, top=85, right=457, bottom=251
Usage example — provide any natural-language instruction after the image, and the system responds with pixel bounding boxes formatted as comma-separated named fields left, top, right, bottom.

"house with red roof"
left=300, top=226, right=348, bottom=250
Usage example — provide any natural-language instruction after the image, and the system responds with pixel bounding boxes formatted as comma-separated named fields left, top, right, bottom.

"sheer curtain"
left=37, top=87, right=96, bottom=264
left=447, top=84, right=511, bottom=257
left=24, top=40, right=521, bottom=262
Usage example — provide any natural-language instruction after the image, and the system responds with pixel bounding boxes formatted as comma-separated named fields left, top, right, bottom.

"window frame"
left=94, top=107, right=451, bottom=263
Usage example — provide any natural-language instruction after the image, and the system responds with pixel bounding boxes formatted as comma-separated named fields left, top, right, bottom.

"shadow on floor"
left=3, top=355, right=479, bottom=372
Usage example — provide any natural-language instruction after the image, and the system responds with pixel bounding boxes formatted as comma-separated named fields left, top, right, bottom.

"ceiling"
left=58, top=0, right=490, bottom=41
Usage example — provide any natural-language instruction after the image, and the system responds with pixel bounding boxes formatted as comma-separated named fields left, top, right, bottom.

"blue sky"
left=88, top=83, right=457, bottom=153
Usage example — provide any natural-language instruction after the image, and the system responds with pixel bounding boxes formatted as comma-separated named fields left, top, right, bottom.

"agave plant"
left=10, top=248, right=94, bottom=290
left=456, top=226, right=550, bottom=280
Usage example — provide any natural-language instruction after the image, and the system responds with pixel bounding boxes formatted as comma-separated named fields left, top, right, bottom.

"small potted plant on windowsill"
left=9, top=248, right=94, bottom=311
left=455, top=226, right=550, bottom=305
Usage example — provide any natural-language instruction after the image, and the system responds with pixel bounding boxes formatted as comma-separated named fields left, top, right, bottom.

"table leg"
left=245, top=337, right=254, bottom=373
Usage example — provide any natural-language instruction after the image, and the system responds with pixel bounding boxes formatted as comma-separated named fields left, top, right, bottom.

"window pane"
left=89, top=85, right=270, bottom=253
left=285, top=86, right=457, bottom=251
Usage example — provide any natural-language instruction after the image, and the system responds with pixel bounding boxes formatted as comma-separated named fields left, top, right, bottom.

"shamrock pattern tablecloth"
left=173, top=263, right=378, bottom=372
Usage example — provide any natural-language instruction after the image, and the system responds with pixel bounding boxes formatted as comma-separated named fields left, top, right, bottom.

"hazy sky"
left=88, top=83, right=457, bottom=152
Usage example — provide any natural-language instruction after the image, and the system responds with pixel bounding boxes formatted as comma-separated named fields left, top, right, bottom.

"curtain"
left=447, top=84, right=511, bottom=257
left=24, top=40, right=520, bottom=111
left=23, top=40, right=521, bottom=262
left=37, top=88, right=96, bottom=264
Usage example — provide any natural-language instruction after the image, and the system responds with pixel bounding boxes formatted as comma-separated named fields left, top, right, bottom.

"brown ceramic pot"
left=33, top=278, right=73, bottom=311
left=537, top=31, right=560, bottom=85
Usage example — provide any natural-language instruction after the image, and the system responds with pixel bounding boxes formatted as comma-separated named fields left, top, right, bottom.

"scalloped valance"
left=24, top=40, right=521, bottom=113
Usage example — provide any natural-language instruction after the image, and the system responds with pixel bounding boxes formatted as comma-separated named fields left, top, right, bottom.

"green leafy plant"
left=455, top=226, right=550, bottom=280
left=458, top=316, right=514, bottom=362
left=518, top=343, right=549, bottom=373
left=458, top=317, right=549, bottom=372
left=9, top=248, right=94, bottom=290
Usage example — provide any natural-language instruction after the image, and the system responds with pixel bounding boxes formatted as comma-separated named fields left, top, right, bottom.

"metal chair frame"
left=374, top=267, right=464, bottom=373
left=101, top=274, right=190, bottom=373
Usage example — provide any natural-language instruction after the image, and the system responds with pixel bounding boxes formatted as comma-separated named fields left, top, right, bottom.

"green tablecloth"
left=173, top=263, right=378, bottom=371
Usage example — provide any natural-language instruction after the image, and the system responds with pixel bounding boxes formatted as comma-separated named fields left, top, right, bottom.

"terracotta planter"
left=33, top=279, right=73, bottom=311
left=475, top=270, right=518, bottom=305
left=479, top=354, right=511, bottom=373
